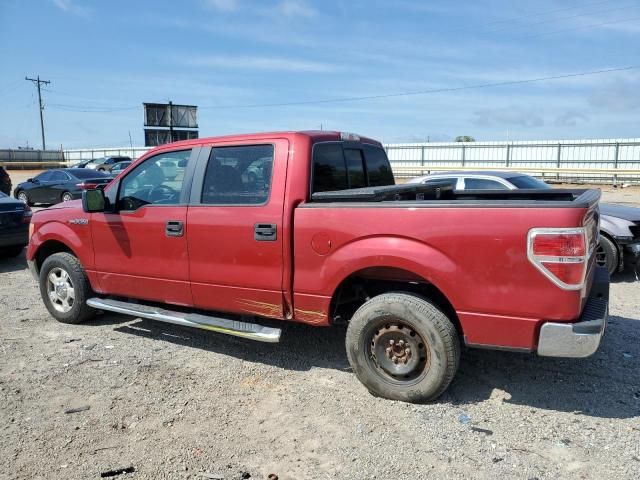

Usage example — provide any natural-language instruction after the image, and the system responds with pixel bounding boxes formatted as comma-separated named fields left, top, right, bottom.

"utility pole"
left=25, top=75, right=51, bottom=150
left=168, top=100, right=173, bottom=143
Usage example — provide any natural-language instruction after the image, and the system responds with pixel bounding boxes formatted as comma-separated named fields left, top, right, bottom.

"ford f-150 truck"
left=27, top=131, right=609, bottom=402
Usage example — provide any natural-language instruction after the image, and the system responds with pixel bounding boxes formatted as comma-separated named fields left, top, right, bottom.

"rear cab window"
left=312, top=142, right=394, bottom=193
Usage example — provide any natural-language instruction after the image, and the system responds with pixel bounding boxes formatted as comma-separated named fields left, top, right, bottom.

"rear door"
left=91, top=148, right=197, bottom=306
left=186, top=139, right=288, bottom=319
left=47, top=170, right=71, bottom=203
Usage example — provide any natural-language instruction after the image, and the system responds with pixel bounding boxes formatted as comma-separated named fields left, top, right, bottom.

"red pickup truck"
left=27, top=131, right=609, bottom=402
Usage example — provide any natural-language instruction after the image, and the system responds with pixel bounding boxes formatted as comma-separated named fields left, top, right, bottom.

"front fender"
left=600, top=215, right=634, bottom=240
left=28, top=220, right=93, bottom=270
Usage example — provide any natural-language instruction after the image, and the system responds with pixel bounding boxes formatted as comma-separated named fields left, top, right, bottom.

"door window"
left=118, top=150, right=191, bottom=210
left=50, top=171, right=69, bottom=182
left=35, top=171, right=53, bottom=182
left=464, top=178, right=509, bottom=190
left=201, top=144, right=274, bottom=205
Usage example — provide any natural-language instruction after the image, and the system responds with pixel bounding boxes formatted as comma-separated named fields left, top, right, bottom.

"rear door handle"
left=254, top=223, right=277, bottom=241
left=165, top=220, right=184, bottom=237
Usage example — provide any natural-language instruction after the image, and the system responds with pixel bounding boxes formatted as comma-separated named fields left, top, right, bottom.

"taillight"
left=22, top=204, right=33, bottom=224
left=527, top=228, right=590, bottom=290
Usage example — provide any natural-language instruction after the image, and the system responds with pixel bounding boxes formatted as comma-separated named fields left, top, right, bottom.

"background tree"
left=454, top=135, right=475, bottom=142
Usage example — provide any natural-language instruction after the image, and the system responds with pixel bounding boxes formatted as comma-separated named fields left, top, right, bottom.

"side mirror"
left=28, top=178, right=35, bottom=183
left=82, top=188, right=106, bottom=213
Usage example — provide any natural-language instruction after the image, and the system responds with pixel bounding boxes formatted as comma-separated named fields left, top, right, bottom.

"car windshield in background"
left=507, top=175, right=552, bottom=189
left=71, top=169, right=110, bottom=179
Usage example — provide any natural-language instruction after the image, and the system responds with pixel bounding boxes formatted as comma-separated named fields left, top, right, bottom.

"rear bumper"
left=537, top=266, right=609, bottom=358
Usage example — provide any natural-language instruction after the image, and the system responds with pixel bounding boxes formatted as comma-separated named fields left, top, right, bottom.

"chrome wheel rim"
left=367, top=321, right=430, bottom=385
left=18, top=192, right=28, bottom=203
left=62, top=193, right=73, bottom=202
left=47, top=267, right=75, bottom=313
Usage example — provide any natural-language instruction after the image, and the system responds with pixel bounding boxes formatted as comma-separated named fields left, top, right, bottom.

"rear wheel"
left=61, top=191, right=73, bottom=202
left=17, top=190, right=31, bottom=206
left=595, top=235, right=618, bottom=276
left=346, top=292, right=460, bottom=403
left=39, top=252, right=96, bottom=324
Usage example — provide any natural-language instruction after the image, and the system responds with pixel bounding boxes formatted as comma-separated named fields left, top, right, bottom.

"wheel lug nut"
left=389, top=340, right=395, bottom=346
left=405, top=348, right=411, bottom=356
left=398, top=340, right=405, bottom=347
left=393, top=357, right=399, bottom=364
left=385, top=347, right=392, bottom=357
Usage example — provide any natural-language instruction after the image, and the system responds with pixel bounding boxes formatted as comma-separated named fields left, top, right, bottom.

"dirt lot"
left=1, top=172, right=639, bottom=479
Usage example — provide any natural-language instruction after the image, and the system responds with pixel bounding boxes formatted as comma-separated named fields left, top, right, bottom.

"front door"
left=91, top=149, right=196, bottom=306
left=187, top=140, right=288, bottom=319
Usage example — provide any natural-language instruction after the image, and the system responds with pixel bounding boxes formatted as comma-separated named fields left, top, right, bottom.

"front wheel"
left=346, top=292, right=460, bottom=403
left=61, top=191, right=74, bottom=202
left=39, top=252, right=96, bottom=324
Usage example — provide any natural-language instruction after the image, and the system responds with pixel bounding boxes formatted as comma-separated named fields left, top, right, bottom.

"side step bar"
left=86, top=298, right=281, bottom=343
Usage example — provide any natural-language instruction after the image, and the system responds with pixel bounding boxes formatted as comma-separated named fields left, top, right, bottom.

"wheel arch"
left=327, top=265, right=461, bottom=333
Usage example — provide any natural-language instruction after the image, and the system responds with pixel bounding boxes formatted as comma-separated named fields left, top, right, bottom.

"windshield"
left=92, top=157, right=107, bottom=164
left=507, top=175, right=552, bottom=189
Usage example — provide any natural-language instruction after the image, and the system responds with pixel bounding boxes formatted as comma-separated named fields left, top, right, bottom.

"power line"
left=480, top=3, right=638, bottom=35
left=198, top=65, right=640, bottom=109
left=25, top=75, right=51, bottom=149
left=41, top=64, right=640, bottom=113
left=516, top=14, right=640, bottom=40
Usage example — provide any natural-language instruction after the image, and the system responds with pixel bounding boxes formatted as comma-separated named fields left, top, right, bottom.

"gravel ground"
left=1, top=173, right=639, bottom=479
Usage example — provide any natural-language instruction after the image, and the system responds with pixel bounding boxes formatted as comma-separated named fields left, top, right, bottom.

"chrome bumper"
left=537, top=266, right=609, bottom=358
left=27, top=259, right=39, bottom=282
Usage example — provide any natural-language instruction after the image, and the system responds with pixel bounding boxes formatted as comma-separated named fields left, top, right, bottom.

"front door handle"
left=254, top=223, right=277, bottom=241
left=165, top=220, right=184, bottom=237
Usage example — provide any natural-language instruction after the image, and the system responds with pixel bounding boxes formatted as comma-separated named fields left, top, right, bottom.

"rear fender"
left=322, top=236, right=459, bottom=306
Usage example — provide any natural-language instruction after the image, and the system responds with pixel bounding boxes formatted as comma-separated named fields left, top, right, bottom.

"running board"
left=86, top=298, right=281, bottom=343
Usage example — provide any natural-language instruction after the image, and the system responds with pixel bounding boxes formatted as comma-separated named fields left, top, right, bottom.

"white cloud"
left=277, top=0, right=317, bottom=18
left=182, top=54, right=340, bottom=73
left=50, top=0, right=91, bottom=17
left=203, top=0, right=238, bottom=11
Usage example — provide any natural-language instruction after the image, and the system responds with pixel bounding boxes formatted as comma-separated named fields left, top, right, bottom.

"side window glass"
left=464, top=178, right=509, bottom=190
left=118, top=149, right=191, bottom=210
left=50, top=171, right=68, bottom=182
left=363, top=144, right=394, bottom=186
left=36, top=171, right=53, bottom=182
left=312, top=143, right=348, bottom=192
left=424, top=177, right=456, bottom=188
left=344, top=149, right=366, bottom=189
left=201, top=144, right=274, bottom=205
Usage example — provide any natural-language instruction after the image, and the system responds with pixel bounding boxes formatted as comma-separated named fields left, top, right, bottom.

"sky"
left=0, top=0, right=639, bottom=148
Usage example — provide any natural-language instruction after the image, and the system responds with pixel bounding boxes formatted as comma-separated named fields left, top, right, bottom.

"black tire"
left=346, top=292, right=460, bottom=403
left=596, top=235, right=618, bottom=276
left=39, top=252, right=96, bottom=324
left=0, top=245, right=25, bottom=258
left=61, top=191, right=74, bottom=202
left=17, top=190, right=31, bottom=206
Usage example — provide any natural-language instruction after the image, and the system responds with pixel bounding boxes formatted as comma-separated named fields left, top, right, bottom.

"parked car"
left=407, top=171, right=640, bottom=276
left=85, top=156, right=132, bottom=172
left=0, top=166, right=12, bottom=195
left=14, top=168, right=111, bottom=206
left=0, top=191, right=32, bottom=257
left=26, top=131, right=608, bottom=403
left=109, top=160, right=132, bottom=177
left=71, top=159, right=93, bottom=168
